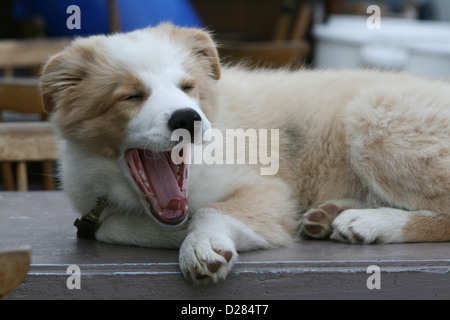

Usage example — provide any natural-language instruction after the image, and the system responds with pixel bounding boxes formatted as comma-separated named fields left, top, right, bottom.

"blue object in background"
left=12, top=0, right=203, bottom=37
left=13, top=0, right=109, bottom=36
left=117, top=0, right=202, bottom=32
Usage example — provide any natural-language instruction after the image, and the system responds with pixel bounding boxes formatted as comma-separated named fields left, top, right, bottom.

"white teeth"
left=139, top=169, right=147, bottom=181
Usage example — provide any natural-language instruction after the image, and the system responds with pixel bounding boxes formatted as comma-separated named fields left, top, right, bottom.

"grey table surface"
left=1, top=191, right=449, bottom=300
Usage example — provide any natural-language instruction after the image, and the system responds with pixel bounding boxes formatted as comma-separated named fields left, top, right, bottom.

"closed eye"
left=180, top=81, right=196, bottom=93
left=122, top=92, right=145, bottom=101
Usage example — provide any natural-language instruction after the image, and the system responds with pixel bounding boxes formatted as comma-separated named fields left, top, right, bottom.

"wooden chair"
left=0, top=78, right=43, bottom=115
left=220, top=1, right=311, bottom=68
left=0, top=247, right=31, bottom=299
left=0, top=38, right=70, bottom=77
left=219, top=39, right=310, bottom=69
left=0, top=0, right=120, bottom=190
left=192, top=0, right=312, bottom=68
left=0, top=121, right=59, bottom=191
left=0, top=39, right=68, bottom=191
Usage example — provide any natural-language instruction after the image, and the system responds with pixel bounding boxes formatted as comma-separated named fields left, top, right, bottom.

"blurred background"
left=0, top=0, right=450, bottom=191
left=2, top=0, right=450, bottom=74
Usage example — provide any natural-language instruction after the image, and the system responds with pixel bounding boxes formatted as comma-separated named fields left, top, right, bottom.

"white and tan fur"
left=40, top=24, right=450, bottom=285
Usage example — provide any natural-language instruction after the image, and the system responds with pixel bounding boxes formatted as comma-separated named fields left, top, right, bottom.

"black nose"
left=168, top=108, right=202, bottom=142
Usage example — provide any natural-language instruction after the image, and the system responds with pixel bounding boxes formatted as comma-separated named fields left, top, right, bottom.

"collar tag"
left=74, top=197, right=108, bottom=239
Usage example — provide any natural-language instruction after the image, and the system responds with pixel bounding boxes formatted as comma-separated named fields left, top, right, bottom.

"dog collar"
left=74, top=197, right=109, bottom=239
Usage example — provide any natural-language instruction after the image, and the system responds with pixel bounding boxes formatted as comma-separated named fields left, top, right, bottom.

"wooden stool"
left=0, top=247, right=31, bottom=299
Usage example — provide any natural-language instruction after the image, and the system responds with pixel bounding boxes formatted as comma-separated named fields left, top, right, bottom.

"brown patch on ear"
left=39, top=36, right=145, bottom=159
left=163, top=24, right=221, bottom=80
left=39, top=45, right=91, bottom=114
left=403, top=213, right=450, bottom=242
left=191, top=30, right=221, bottom=80
left=39, top=51, right=70, bottom=114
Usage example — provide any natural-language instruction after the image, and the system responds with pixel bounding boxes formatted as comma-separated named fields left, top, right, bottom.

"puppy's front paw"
left=179, top=232, right=237, bottom=285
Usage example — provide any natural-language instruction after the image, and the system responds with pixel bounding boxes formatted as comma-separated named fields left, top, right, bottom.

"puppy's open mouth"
left=125, top=149, right=188, bottom=225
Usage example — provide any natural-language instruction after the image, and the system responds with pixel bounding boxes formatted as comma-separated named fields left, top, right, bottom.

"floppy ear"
left=39, top=46, right=88, bottom=114
left=188, top=28, right=221, bottom=81
left=162, top=24, right=221, bottom=80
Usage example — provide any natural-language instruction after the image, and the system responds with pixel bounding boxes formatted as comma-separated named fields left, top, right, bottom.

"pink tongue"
left=140, top=150, right=187, bottom=211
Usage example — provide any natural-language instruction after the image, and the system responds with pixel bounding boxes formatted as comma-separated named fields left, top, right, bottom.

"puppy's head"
left=40, top=23, right=220, bottom=157
left=40, top=23, right=220, bottom=225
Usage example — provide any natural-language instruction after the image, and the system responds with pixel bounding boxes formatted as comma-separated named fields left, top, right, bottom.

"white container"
left=434, top=0, right=450, bottom=21
left=313, top=15, right=450, bottom=79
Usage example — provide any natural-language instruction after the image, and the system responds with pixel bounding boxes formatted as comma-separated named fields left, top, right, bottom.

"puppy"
left=40, top=23, right=450, bottom=285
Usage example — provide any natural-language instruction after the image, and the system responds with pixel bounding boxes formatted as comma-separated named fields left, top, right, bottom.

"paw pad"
left=203, top=249, right=233, bottom=275
left=302, top=203, right=344, bottom=238
left=206, top=260, right=222, bottom=273
left=180, top=234, right=236, bottom=285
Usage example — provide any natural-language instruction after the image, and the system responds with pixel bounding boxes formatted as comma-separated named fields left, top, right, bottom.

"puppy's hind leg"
left=341, top=88, right=450, bottom=243
left=331, top=208, right=450, bottom=244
